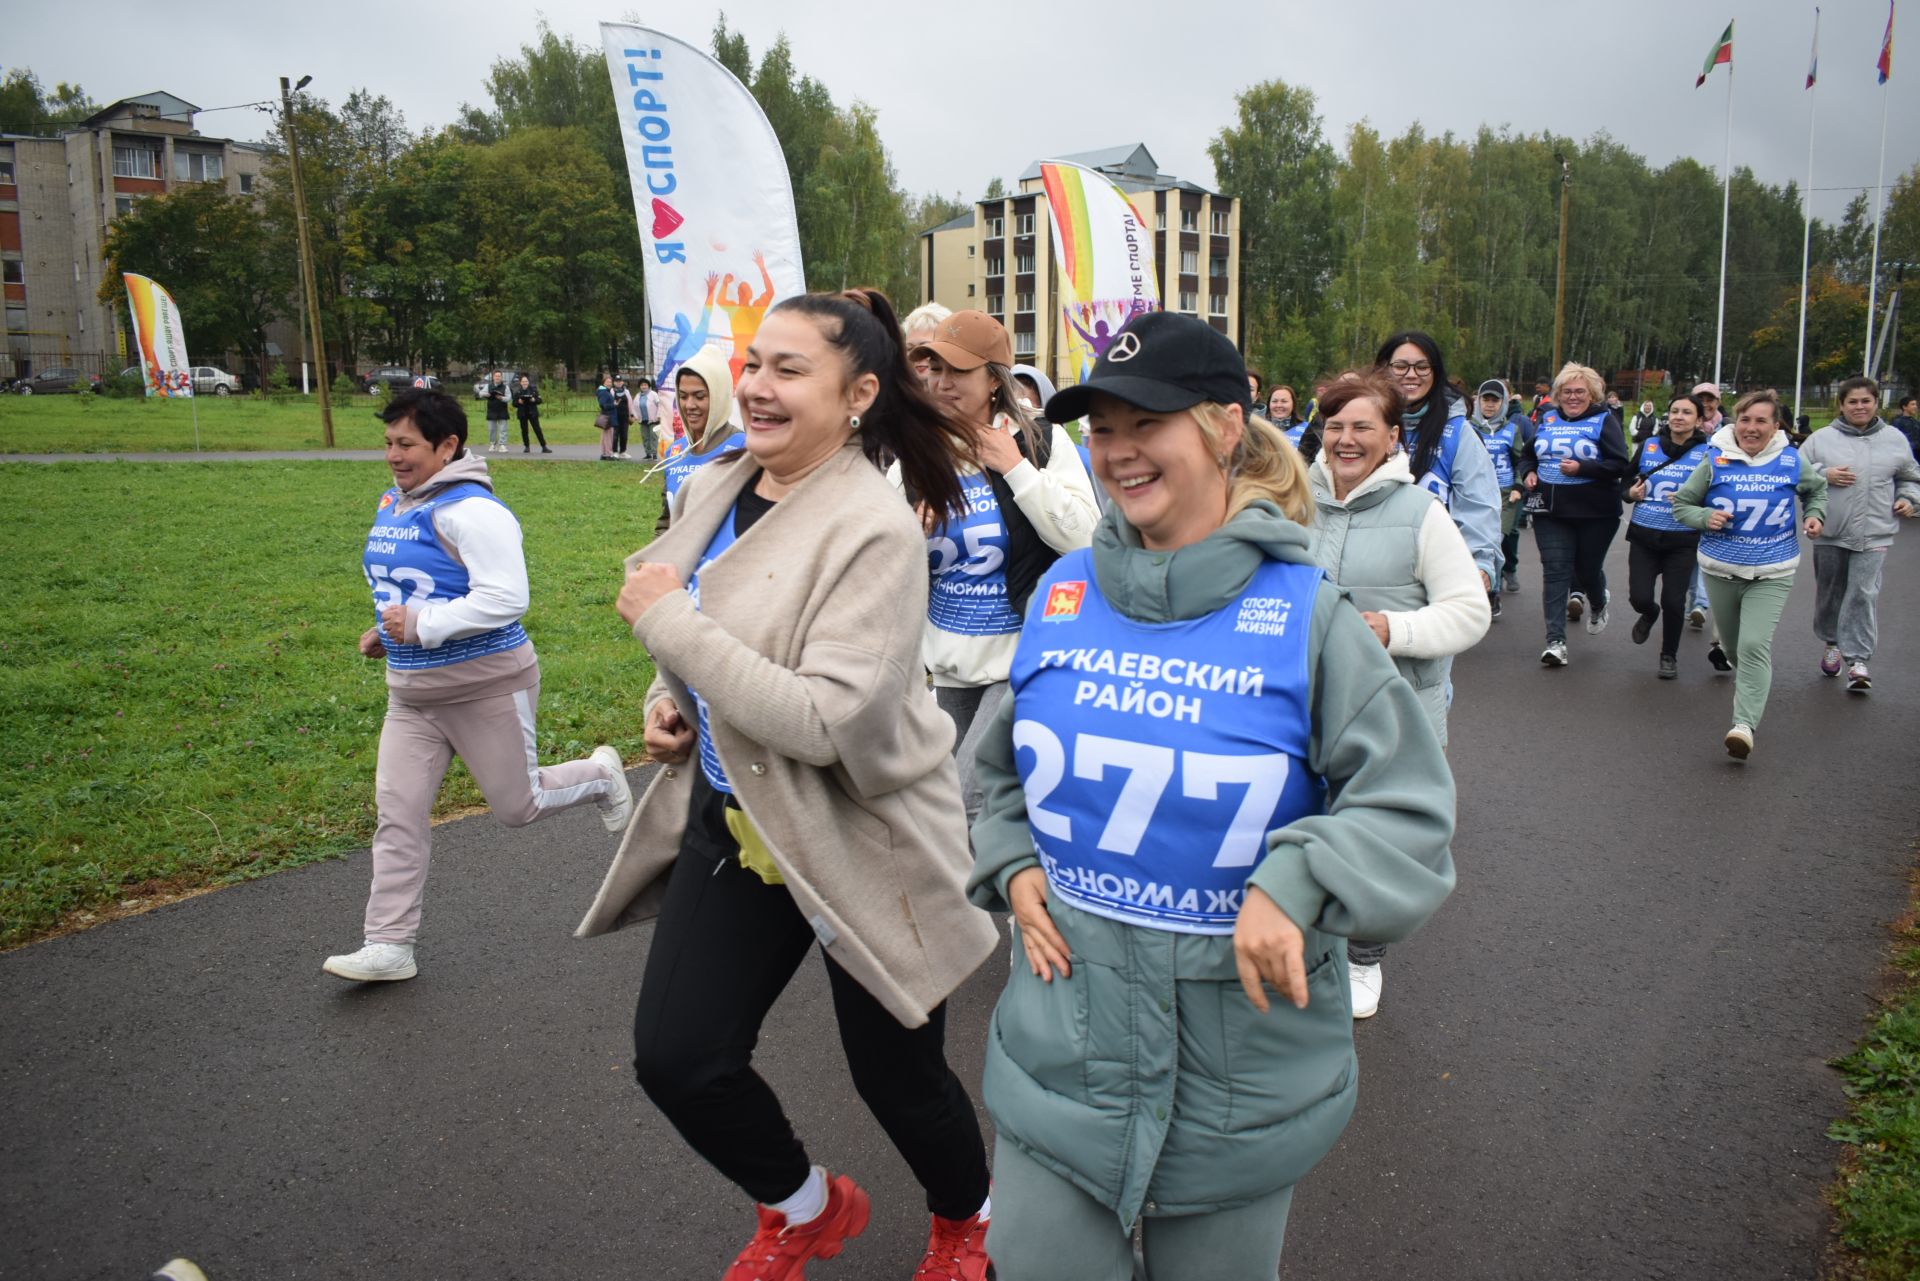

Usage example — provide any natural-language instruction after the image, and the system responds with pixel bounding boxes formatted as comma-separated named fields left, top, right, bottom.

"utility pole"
left=1552, top=151, right=1571, bottom=373
left=280, top=75, right=333, bottom=447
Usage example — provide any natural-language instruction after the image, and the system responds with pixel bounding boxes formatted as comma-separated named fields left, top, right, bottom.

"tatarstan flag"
left=1879, top=1, right=1895, bottom=83
left=1698, top=20, right=1734, bottom=86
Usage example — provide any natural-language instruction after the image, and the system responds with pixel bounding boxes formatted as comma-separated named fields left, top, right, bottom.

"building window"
left=966, top=244, right=975, bottom=257
left=1179, top=209, right=1198, bottom=232
left=1016, top=292, right=1035, bottom=314
left=1209, top=293, right=1228, bottom=316
left=1155, top=211, right=1166, bottom=231
left=1016, top=213, right=1036, bottom=236
left=1210, top=256, right=1229, bottom=278
left=1179, top=290, right=1198, bottom=314
left=986, top=295, right=1003, bottom=316
left=967, top=283, right=976, bottom=297
left=0, top=160, right=13, bottom=184
left=114, top=195, right=134, bottom=216
left=174, top=151, right=224, bottom=182
left=78, top=310, right=85, bottom=332
left=1180, top=249, right=1198, bottom=274
left=1211, top=210, right=1230, bottom=235
left=1014, top=332, right=1036, bottom=357
left=986, top=257, right=1004, bottom=276
left=988, top=216, right=1004, bottom=237
left=6, top=306, right=26, bottom=333
left=2, top=260, right=20, bottom=284
left=239, top=172, right=254, bottom=194
left=113, top=146, right=160, bottom=179
left=1015, top=253, right=1035, bottom=274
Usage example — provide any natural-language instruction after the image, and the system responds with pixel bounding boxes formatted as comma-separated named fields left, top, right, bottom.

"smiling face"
left=1267, top=387, right=1294, bottom=420
left=1557, top=379, right=1593, bottom=418
left=924, top=353, right=994, bottom=426
left=1085, top=393, right=1237, bottom=551
left=675, top=371, right=710, bottom=437
left=384, top=415, right=457, bottom=491
left=1732, top=400, right=1779, bottom=454
left=1665, top=398, right=1700, bottom=440
left=735, top=310, right=877, bottom=482
left=1841, top=387, right=1879, bottom=427
left=1387, top=342, right=1434, bottom=405
left=1320, top=394, right=1399, bottom=499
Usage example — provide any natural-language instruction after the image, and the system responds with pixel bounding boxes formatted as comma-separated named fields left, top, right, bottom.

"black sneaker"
left=1489, top=593, right=1502, bottom=620
left=1502, top=573, right=1520, bottom=594
left=1707, top=642, right=1733, bottom=672
left=1658, top=654, right=1678, bottom=680
left=1632, top=611, right=1655, bottom=645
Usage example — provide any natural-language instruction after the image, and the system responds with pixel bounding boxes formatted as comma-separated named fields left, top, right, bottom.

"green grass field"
left=0, top=392, right=611, bottom=454
left=0, top=460, right=663, bottom=946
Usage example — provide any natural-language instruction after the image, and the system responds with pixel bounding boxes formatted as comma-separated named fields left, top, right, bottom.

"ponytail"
left=1190, top=401, right=1313, bottom=526
left=768, top=289, right=976, bottom=519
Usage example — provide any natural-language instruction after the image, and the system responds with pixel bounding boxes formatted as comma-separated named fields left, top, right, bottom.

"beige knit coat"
left=576, top=441, right=1000, bottom=1027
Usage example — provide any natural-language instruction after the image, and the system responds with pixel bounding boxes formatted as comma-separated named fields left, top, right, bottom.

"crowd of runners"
left=322, top=292, right=1917, bottom=1281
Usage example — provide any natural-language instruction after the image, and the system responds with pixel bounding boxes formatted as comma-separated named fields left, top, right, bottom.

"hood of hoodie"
left=1830, top=416, right=1886, bottom=438
left=677, top=345, right=737, bottom=449
left=1090, top=499, right=1316, bottom=625
left=1709, top=423, right=1790, bottom=466
left=395, top=449, right=493, bottom=513
left=1010, top=364, right=1059, bottom=420
left=1308, top=449, right=1414, bottom=511
left=1470, top=380, right=1510, bottom=430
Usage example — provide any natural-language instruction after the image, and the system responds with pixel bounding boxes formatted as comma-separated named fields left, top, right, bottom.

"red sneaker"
left=723, top=1173, right=871, bottom=1281
left=913, top=1210, right=991, bottom=1280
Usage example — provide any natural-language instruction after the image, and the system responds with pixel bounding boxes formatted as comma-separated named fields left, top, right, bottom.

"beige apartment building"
left=918, top=143, right=1241, bottom=390
left=1, top=91, right=272, bottom=379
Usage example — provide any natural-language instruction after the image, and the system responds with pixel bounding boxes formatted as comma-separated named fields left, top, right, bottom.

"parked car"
left=188, top=366, right=241, bottom=396
left=363, top=366, right=439, bottom=395
left=13, top=368, right=100, bottom=395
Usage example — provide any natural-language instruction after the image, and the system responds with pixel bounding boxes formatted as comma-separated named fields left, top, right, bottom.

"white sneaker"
left=1567, top=592, right=1586, bottom=621
left=1688, top=606, right=1707, bottom=630
left=1350, top=961, right=1383, bottom=1019
left=1585, top=591, right=1610, bottom=635
left=1846, top=663, right=1871, bottom=693
left=1540, top=641, right=1569, bottom=667
left=1724, top=723, right=1754, bottom=761
left=322, top=941, right=417, bottom=982
left=591, top=744, right=633, bottom=833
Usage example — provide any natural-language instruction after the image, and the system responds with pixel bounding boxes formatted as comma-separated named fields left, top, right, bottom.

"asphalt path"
left=3, top=534, right=1915, bottom=1280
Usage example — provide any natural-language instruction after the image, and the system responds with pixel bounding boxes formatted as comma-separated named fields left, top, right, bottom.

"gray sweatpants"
left=935, top=681, right=1008, bottom=828
left=366, top=682, right=615, bottom=943
left=1812, top=545, right=1889, bottom=663
left=487, top=417, right=509, bottom=448
left=986, top=1140, right=1295, bottom=1281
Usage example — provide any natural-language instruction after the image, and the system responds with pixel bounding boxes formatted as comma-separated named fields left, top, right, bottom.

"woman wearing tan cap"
left=903, top=310, right=1099, bottom=823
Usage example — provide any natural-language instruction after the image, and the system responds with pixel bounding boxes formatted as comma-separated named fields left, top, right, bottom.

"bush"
left=330, top=372, right=359, bottom=402
left=98, top=373, right=147, bottom=399
left=263, top=365, right=293, bottom=401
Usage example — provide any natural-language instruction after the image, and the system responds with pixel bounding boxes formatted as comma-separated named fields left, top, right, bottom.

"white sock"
left=770, top=1165, right=827, bottom=1225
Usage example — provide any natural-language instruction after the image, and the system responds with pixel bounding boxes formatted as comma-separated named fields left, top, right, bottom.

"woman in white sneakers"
left=904, top=310, right=1098, bottom=823
left=326, top=388, right=631, bottom=982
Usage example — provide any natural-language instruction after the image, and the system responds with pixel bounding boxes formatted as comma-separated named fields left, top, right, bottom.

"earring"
left=850, top=414, right=862, bottom=430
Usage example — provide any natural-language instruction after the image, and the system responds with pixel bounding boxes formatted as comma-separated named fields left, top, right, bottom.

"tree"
left=0, top=69, right=96, bottom=134
left=983, top=177, right=1007, bottom=201
left=99, top=186, right=291, bottom=377
left=469, top=22, right=625, bottom=177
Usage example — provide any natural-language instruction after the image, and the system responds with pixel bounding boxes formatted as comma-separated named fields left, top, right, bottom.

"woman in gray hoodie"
left=967, top=313, right=1456, bottom=1279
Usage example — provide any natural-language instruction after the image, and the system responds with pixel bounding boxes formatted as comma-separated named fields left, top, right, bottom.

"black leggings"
left=631, top=786, right=989, bottom=1217
left=517, top=413, right=546, bottom=449
left=1627, top=533, right=1698, bottom=657
left=613, top=416, right=630, bottom=454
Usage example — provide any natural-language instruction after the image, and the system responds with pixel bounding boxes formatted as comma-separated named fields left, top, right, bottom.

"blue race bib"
left=363, top=483, right=528, bottom=671
left=685, top=509, right=743, bottom=793
left=1533, top=409, right=1608, bottom=485
left=1700, top=447, right=1801, bottom=568
left=1630, top=437, right=1714, bottom=532
left=926, top=473, right=1023, bottom=637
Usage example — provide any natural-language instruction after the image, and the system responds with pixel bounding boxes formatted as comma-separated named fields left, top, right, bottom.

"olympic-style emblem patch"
left=1042, top=580, right=1087, bottom=621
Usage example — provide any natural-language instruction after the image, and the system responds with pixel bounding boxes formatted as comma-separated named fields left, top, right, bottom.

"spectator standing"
left=1631, top=399, right=1660, bottom=443
left=635, top=376, right=662, bottom=461
left=611, top=375, right=633, bottom=459
left=512, top=374, right=549, bottom=454
left=595, top=374, right=618, bottom=462
left=484, top=370, right=511, bottom=453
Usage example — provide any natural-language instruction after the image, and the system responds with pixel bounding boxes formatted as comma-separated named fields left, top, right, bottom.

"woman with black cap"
left=903, top=310, right=1098, bottom=824
left=968, top=311, right=1456, bottom=1279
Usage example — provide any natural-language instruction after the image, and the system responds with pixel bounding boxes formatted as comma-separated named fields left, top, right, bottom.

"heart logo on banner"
left=651, top=199, right=685, bottom=240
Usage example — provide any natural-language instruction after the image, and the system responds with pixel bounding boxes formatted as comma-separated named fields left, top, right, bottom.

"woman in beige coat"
left=581, top=289, right=1000, bottom=1281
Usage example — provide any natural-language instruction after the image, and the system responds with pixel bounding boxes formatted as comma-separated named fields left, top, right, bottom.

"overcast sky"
left=11, top=0, right=1916, bottom=224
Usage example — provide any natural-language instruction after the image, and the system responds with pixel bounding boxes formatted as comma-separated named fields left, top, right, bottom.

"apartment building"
left=918, top=143, right=1240, bottom=391
left=1, top=91, right=271, bottom=378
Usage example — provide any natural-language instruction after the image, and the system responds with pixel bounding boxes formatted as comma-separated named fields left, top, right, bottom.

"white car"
left=189, top=365, right=241, bottom=396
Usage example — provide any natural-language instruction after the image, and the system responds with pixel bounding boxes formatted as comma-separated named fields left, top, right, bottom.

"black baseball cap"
left=1044, top=311, right=1250, bottom=423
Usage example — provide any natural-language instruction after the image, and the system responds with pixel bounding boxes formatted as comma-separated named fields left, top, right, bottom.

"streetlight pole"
left=1552, top=151, right=1571, bottom=374
left=280, top=75, right=333, bottom=447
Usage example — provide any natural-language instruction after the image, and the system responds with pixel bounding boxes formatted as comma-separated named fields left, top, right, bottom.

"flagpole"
left=1713, top=56, right=1735, bottom=388
left=1793, top=11, right=1819, bottom=426
left=1864, top=87, right=1890, bottom=376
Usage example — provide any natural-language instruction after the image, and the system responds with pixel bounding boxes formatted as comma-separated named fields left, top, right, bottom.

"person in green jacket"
left=965, top=312, right=1458, bottom=1280
left=1670, top=390, right=1827, bottom=760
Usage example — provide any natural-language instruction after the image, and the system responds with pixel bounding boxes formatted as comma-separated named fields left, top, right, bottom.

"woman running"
left=581, top=289, right=999, bottom=1280
left=1671, top=391, right=1827, bottom=759
left=905, top=310, right=1098, bottom=824
left=1623, top=391, right=1715, bottom=679
left=967, top=312, right=1456, bottom=1279
left=327, top=388, right=632, bottom=983
left=1469, top=379, right=1528, bottom=618
left=1520, top=363, right=1631, bottom=667
left=1309, top=367, right=1489, bottom=1019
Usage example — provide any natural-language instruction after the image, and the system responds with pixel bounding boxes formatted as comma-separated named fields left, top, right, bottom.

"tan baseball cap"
left=908, top=310, right=1013, bottom=371
left=1691, top=381, right=1721, bottom=397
